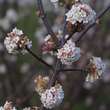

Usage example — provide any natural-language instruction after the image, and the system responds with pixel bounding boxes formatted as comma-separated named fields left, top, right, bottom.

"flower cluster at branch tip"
left=4, top=27, right=32, bottom=54
left=65, top=2, right=96, bottom=25
left=40, top=84, right=64, bottom=109
left=41, top=34, right=55, bottom=54
left=57, top=40, right=81, bottom=65
left=34, top=75, right=64, bottom=109
left=34, top=75, right=49, bottom=95
left=0, top=101, right=16, bottom=110
left=86, top=56, right=105, bottom=83
left=42, top=31, right=64, bottom=54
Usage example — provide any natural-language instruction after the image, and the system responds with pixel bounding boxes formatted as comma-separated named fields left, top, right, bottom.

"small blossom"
left=4, top=101, right=13, bottom=110
left=42, top=31, right=64, bottom=54
left=65, top=2, right=96, bottom=25
left=0, top=101, right=17, bottom=110
left=0, top=107, right=4, bottom=110
left=41, top=34, right=55, bottom=54
left=57, top=40, right=81, bottom=65
left=4, top=27, right=32, bottom=54
left=40, top=84, right=64, bottom=109
left=23, top=107, right=39, bottom=110
left=34, top=75, right=49, bottom=95
left=86, top=56, right=105, bottom=83
left=50, top=0, right=59, bottom=8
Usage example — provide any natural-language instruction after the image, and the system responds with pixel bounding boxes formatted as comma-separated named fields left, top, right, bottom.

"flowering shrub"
left=1, top=0, right=110, bottom=109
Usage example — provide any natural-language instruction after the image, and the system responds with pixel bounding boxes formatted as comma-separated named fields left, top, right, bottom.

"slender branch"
left=61, top=7, right=69, bottom=46
left=58, top=68, right=87, bottom=73
left=64, top=3, right=110, bottom=44
left=37, top=0, right=58, bottom=44
left=48, top=60, right=60, bottom=88
left=26, top=47, right=53, bottom=69
left=97, top=4, right=110, bottom=19
left=75, top=22, right=95, bottom=43
left=64, top=30, right=75, bottom=44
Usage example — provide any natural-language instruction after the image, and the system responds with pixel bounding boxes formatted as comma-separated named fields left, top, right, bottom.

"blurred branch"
left=64, top=3, right=110, bottom=44
left=37, top=0, right=58, bottom=44
left=58, top=68, right=87, bottom=73
left=26, top=47, right=54, bottom=69
left=48, top=60, right=60, bottom=88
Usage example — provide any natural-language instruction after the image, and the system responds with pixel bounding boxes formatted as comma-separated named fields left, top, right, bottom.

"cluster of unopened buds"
left=34, top=75, right=64, bottom=109
left=34, top=75, right=50, bottom=95
left=41, top=34, right=56, bottom=54
left=65, top=0, right=96, bottom=32
left=4, top=27, right=32, bottom=54
left=86, top=56, right=105, bottom=83
left=41, top=30, right=63, bottom=54
left=57, top=40, right=81, bottom=65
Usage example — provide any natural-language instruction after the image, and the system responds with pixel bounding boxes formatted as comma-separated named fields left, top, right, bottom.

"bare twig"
left=37, top=0, right=58, bottom=44
left=26, top=47, right=53, bottom=69
left=58, top=68, right=87, bottom=73
left=48, top=60, right=60, bottom=88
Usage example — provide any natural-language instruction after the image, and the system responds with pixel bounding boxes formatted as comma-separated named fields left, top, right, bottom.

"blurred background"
left=0, top=0, right=110, bottom=109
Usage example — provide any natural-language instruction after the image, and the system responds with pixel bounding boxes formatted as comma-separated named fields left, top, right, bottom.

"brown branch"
left=64, top=3, right=110, bottom=44
left=48, top=60, right=60, bottom=88
left=58, top=68, right=87, bottom=73
left=26, top=47, right=53, bottom=70
left=37, top=0, right=58, bottom=44
left=39, top=60, right=61, bottom=110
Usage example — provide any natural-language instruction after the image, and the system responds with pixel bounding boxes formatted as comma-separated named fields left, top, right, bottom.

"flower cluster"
left=86, top=57, right=105, bottom=83
left=0, top=101, right=39, bottom=110
left=34, top=75, right=49, bottom=95
left=65, top=2, right=96, bottom=25
left=57, top=40, right=81, bottom=65
left=0, top=101, right=16, bottom=110
left=4, top=27, right=32, bottom=54
left=34, top=75, right=64, bottom=109
left=23, top=107, right=39, bottom=110
left=40, top=84, right=64, bottom=109
left=41, top=31, right=63, bottom=54
left=41, top=35, right=55, bottom=54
